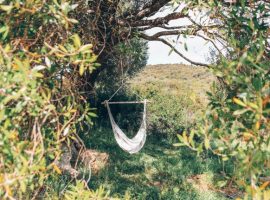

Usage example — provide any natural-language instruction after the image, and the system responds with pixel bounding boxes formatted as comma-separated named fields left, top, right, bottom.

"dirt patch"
left=187, top=174, right=243, bottom=199
left=56, top=144, right=109, bottom=178
left=187, top=174, right=212, bottom=193
left=78, top=149, right=109, bottom=175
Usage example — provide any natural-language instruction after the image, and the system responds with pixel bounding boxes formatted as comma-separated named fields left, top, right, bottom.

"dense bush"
left=0, top=0, right=112, bottom=199
left=176, top=1, right=270, bottom=198
left=130, top=78, right=204, bottom=140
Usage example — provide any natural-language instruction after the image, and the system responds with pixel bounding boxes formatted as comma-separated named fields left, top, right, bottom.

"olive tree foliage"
left=174, top=0, right=270, bottom=198
left=72, top=0, right=268, bottom=91
left=0, top=0, right=115, bottom=199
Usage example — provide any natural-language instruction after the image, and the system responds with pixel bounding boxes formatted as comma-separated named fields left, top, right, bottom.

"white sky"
left=147, top=36, right=212, bottom=65
left=146, top=5, right=219, bottom=65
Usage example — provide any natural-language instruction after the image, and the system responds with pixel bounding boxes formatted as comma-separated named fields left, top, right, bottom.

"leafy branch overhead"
left=74, top=0, right=269, bottom=85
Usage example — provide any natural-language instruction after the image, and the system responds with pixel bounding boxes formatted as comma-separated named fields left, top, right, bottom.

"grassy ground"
left=85, top=64, right=229, bottom=199
left=84, top=128, right=228, bottom=200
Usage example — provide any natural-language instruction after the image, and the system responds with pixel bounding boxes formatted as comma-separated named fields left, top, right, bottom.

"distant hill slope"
left=129, top=64, right=215, bottom=107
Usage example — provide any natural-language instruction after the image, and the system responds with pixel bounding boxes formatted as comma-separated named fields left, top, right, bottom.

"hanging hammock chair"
left=104, top=100, right=148, bottom=154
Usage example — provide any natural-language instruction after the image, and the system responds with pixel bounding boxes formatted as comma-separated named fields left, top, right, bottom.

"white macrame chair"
left=105, top=100, right=147, bottom=154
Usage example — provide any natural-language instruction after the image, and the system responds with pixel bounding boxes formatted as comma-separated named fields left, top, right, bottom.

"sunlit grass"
left=129, top=64, right=215, bottom=106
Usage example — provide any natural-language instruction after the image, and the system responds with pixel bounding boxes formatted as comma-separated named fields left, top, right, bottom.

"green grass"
left=82, top=127, right=229, bottom=200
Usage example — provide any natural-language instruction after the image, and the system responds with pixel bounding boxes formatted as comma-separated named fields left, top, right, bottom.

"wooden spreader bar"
left=102, top=101, right=151, bottom=105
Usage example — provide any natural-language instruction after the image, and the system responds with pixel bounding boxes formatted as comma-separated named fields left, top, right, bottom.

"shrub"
left=129, top=78, right=204, bottom=140
left=0, top=0, right=108, bottom=199
left=176, top=1, right=270, bottom=197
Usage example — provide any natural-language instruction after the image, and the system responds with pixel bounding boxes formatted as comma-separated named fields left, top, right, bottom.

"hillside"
left=129, top=64, right=215, bottom=107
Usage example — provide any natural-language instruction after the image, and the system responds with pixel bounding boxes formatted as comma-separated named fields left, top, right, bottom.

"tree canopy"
left=70, top=0, right=269, bottom=86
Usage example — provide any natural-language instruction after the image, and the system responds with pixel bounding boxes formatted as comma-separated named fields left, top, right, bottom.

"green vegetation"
left=0, top=0, right=108, bottom=199
left=129, top=64, right=214, bottom=139
left=0, top=0, right=269, bottom=199
left=176, top=1, right=270, bottom=198
left=96, top=38, right=148, bottom=99
left=85, top=128, right=228, bottom=200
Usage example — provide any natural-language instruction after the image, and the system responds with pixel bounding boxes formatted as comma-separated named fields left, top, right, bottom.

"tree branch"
left=196, top=34, right=224, bottom=56
left=118, top=12, right=187, bottom=27
left=136, top=24, right=197, bottom=31
left=149, top=30, right=191, bottom=38
left=135, top=0, right=171, bottom=20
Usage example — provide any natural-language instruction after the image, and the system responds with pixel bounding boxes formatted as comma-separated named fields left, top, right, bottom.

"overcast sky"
left=146, top=3, right=270, bottom=65
left=147, top=36, right=213, bottom=65
left=146, top=5, right=220, bottom=65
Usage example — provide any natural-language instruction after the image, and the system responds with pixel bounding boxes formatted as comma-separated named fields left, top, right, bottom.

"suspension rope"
left=107, top=81, right=125, bottom=102
left=105, top=65, right=146, bottom=104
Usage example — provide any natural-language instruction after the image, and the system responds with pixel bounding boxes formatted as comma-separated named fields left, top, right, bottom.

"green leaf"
left=0, top=25, right=6, bottom=33
left=88, top=112, right=97, bottom=117
left=177, top=134, right=183, bottom=142
left=0, top=4, right=13, bottom=13
left=216, top=180, right=227, bottom=188
left=184, top=43, right=188, bottom=51
left=168, top=48, right=174, bottom=56
left=222, top=156, right=229, bottom=161
left=80, top=44, right=93, bottom=52
left=93, top=63, right=101, bottom=67
left=79, top=65, right=84, bottom=76
left=204, top=137, right=210, bottom=149
left=233, top=109, right=249, bottom=116
left=72, top=34, right=81, bottom=48
left=173, top=143, right=185, bottom=147
left=252, top=77, right=263, bottom=91
left=68, top=18, right=78, bottom=24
